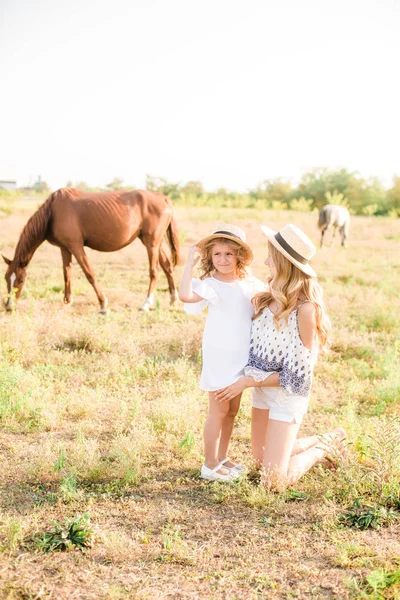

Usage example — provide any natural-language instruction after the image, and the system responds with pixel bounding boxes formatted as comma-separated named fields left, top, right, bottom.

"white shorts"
left=251, top=387, right=309, bottom=424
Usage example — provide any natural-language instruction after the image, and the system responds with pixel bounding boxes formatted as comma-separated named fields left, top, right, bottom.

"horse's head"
left=2, top=256, right=28, bottom=311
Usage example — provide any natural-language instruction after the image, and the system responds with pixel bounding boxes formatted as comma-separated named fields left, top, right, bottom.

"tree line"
left=144, top=170, right=400, bottom=217
left=8, top=168, right=400, bottom=217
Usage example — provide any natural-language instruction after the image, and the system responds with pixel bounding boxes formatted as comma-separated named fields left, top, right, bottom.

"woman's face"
left=265, top=253, right=276, bottom=277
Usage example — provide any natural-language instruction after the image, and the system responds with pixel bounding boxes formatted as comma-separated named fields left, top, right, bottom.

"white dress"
left=184, top=276, right=265, bottom=391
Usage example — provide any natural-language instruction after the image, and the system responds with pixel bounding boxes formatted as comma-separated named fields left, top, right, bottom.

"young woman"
left=215, top=224, right=346, bottom=489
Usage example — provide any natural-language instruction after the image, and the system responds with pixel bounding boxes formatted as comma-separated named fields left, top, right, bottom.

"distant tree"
left=295, top=168, right=357, bottom=210
left=385, top=176, right=400, bottom=217
left=324, top=191, right=348, bottom=207
left=75, top=181, right=90, bottom=191
left=289, top=196, right=314, bottom=212
left=105, top=177, right=124, bottom=191
left=250, top=178, right=293, bottom=208
left=145, top=174, right=159, bottom=191
left=145, top=175, right=181, bottom=199
left=180, top=180, right=204, bottom=198
left=345, top=176, right=386, bottom=215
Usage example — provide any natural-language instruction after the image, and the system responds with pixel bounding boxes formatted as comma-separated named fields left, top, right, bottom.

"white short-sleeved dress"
left=184, top=276, right=265, bottom=391
left=244, top=305, right=318, bottom=423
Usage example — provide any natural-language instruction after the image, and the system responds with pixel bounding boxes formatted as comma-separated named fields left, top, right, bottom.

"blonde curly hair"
left=253, top=242, right=331, bottom=347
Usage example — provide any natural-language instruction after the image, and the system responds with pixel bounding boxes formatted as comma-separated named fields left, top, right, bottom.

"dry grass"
left=1, top=201, right=400, bottom=599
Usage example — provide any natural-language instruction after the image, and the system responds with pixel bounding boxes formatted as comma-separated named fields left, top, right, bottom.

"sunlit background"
left=1, top=0, right=399, bottom=191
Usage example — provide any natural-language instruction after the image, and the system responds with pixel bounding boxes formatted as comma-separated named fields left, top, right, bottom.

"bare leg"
left=203, top=393, right=232, bottom=474
left=159, top=248, right=178, bottom=305
left=252, top=407, right=270, bottom=466
left=252, top=408, right=341, bottom=466
left=262, top=420, right=347, bottom=490
left=61, top=248, right=73, bottom=305
left=261, top=419, right=300, bottom=490
left=292, top=428, right=347, bottom=456
left=70, top=245, right=108, bottom=313
left=218, top=394, right=241, bottom=465
left=139, top=240, right=161, bottom=311
left=291, top=435, right=320, bottom=456
left=251, top=410, right=318, bottom=462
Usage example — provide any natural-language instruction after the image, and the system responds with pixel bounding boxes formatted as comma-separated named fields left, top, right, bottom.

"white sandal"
left=200, top=462, right=239, bottom=482
left=220, top=457, right=245, bottom=473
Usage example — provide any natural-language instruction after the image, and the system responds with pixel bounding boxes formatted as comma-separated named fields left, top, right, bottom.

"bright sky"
left=1, top=0, right=399, bottom=191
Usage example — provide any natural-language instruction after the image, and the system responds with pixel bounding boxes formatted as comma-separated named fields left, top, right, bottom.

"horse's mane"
left=13, top=192, right=57, bottom=266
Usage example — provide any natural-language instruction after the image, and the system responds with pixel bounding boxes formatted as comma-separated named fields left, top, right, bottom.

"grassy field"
left=1, top=198, right=400, bottom=599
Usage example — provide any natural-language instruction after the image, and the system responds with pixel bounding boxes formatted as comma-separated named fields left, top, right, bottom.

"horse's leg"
left=330, top=227, right=336, bottom=247
left=159, top=248, right=178, bottom=306
left=139, top=240, right=161, bottom=311
left=340, top=225, right=348, bottom=247
left=70, top=245, right=109, bottom=314
left=320, top=227, right=327, bottom=248
left=61, top=248, right=73, bottom=305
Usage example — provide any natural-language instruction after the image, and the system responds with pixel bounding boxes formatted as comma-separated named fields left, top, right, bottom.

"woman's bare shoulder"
left=298, top=301, right=316, bottom=318
left=298, top=303, right=316, bottom=349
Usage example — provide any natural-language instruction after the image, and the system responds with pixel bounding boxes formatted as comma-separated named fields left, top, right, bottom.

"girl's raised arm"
left=179, top=245, right=204, bottom=303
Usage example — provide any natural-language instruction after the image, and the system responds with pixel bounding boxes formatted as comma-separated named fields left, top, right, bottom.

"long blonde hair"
left=253, top=242, right=331, bottom=347
left=199, top=238, right=251, bottom=280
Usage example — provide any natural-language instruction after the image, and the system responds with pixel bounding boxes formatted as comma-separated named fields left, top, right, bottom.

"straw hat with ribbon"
left=261, top=224, right=317, bottom=277
left=197, top=224, right=254, bottom=262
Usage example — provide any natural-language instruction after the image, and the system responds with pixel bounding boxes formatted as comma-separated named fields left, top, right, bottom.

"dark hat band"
left=275, top=232, right=307, bottom=265
left=213, top=230, right=242, bottom=241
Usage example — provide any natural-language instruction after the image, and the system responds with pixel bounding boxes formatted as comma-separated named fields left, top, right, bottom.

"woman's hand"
left=215, top=377, right=251, bottom=403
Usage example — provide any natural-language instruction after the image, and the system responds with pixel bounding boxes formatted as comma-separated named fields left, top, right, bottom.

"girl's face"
left=211, top=242, right=238, bottom=275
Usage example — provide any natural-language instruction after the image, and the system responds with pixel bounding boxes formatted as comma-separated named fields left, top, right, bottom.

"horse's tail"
left=166, top=215, right=180, bottom=267
left=14, top=191, right=57, bottom=265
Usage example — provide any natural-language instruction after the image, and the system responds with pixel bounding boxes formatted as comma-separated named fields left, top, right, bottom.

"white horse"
left=318, top=204, right=350, bottom=248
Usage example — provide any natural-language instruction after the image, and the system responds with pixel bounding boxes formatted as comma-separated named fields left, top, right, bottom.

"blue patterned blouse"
left=244, top=305, right=318, bottom=398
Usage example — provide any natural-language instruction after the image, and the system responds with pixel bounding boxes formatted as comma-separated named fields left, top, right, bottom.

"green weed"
left=0, top=517, right=24, bottom=552
left=59, top=471, right=82, bottom=502
left=339, top=499, right=399, bottom=530
left=358, top=567, right=400, bottom=599
left=35, top=513, right=94, bottom=553
left=178, top=431, right=195, bottom=454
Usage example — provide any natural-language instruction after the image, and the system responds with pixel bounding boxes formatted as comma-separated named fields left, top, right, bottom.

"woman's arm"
left=216, top=304, right=318, bottom=402
left=214, top=372, right=280, bottom=403
left=297, top=302, right=317, bottom=350
left=178, top=245, right=204, bottom=303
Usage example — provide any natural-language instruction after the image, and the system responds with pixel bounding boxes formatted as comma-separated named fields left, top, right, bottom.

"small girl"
left=215, top=224, right=346, bottom=489
left=179, top=224, right=264, bottom=482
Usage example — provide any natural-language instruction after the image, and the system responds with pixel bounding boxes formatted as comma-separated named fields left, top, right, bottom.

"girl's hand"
left=215, top=377, right=249, bottom=402
left=188, top=245, right=201, bottom=267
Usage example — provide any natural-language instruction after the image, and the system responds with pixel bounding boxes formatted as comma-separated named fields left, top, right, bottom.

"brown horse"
left=3, top=187, right=180, bottom=313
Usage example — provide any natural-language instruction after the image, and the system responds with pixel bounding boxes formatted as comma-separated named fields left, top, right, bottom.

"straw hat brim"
left=261, top=226, right=317, bottom=277
left=197, top=233, right=254, bottom=261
